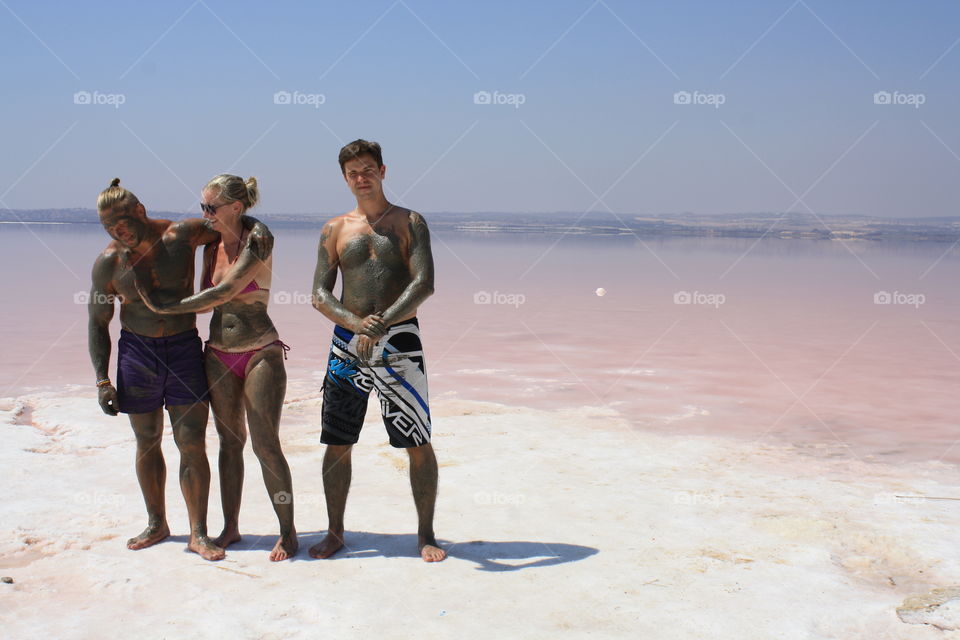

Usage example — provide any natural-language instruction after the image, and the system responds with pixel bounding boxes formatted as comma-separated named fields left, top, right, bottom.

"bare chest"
left=338, top=230, right=409, bottom=271
left=113, top=241, right=195, bottom=298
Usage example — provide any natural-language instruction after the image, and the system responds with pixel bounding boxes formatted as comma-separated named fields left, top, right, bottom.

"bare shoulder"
left=168, top=217, right=201, bottom=237
left=97, top=241, right=122, bottom=263
left=321, top=214, right=348, bottom=238
left=92, top=243, right=121, bottom=283
left=405, top=210, right=430, bottom=233
left=406, top=209, right=427, bottom=224
left=328, top=213, right=351, bottom=227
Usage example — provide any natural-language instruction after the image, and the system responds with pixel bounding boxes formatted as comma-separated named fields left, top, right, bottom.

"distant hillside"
left=2, top=208, right=959, bottom=242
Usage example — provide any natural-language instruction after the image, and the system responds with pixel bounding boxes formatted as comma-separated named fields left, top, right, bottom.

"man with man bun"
left=88, top=178, right=270, bottom=561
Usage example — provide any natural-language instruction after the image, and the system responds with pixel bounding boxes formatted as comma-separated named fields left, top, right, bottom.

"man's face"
left=99, top=204, right=146, bottom=248
left=342, top=155, right=386, bottom=200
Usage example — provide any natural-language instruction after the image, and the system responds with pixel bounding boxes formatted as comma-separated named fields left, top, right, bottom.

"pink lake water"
left=3, top=222, right=958, bottom=465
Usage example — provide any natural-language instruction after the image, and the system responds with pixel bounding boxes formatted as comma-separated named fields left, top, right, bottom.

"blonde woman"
left=138, top=174, right=296, bottom=561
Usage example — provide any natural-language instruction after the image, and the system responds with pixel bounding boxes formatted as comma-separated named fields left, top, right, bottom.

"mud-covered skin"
left=204, top=236, right=277, bottom=350
left=87, top=204, right=269, bottom=562
left=310, top=150, right=444, bottom=562
left=138, top=216, right=278, bottom=351
left=311, top=207, right=434, bottom=337
left=90, top=212, right=271, bottom=383
left=135, top=209, right=295, bottom=560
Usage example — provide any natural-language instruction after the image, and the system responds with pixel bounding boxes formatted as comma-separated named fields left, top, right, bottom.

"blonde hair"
left=205, top=174, right=259, bottom=211
left=97, top=177, right=140, bottom=214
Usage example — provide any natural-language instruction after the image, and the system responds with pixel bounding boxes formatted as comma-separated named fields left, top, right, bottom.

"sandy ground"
left=2, top=388, right=960, bottom=639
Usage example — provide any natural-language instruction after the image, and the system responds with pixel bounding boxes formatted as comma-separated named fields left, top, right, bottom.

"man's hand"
left=357, top=334, right=378, bottom=363
left=98, top=384, right=119, bottom=416
left=246, top=221, right=274, bottom=261
left=358, top=313, right=386, bottom=339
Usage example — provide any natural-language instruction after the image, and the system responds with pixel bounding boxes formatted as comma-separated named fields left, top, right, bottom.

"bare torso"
left=106, top=220, right=198, bottom=337
left=204, top=234, right=279, bottom=351
left=335, top=208, right=416, bottom=322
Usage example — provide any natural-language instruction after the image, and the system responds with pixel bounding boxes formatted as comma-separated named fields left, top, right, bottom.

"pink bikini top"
left=203, top=242, right=264, bottom=294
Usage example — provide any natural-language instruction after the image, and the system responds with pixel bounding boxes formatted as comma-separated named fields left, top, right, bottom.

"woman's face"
left=200, top=188, right=242, bottom=231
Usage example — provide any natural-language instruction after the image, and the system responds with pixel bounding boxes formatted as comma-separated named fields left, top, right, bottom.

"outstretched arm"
left=137, top=242, right=266, bottom=315
left=88, top=252, right=119, bottom=416
left=380, top=212, right=435, bottom=326
left=181, top=215, right=273, bottom=259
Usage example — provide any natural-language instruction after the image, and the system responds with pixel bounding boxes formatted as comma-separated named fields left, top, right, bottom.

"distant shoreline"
left=3, top=209, right=959, bottom=242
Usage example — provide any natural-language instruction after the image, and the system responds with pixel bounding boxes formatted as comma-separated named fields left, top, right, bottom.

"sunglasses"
left=200, top=202, right=228, bottom=215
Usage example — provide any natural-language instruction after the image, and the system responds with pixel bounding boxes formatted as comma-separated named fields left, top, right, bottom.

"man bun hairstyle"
left=205, top=174, right=259, bottom=211
left=97, top=177, right=140, bottom=214
left=338, top=139, right=383, bottom=173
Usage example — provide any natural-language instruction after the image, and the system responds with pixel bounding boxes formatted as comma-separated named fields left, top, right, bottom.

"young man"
left=88, top=178, right=270, bottom=561
left=310, top=140, right=445, bottom=562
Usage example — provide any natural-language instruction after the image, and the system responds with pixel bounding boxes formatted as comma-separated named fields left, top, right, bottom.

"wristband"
left=96, top=378, right=112, bottom=388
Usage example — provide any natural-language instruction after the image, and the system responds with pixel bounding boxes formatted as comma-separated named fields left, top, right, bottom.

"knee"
left=173, top=425, right=206, bottom=452
left=218, top=430, right=247, bottom=452
left=134, top=433, right=162, bottom=451
left=406, top=443, right=435, bottom=462
left=326, top=444, right=353, bottom=459
left=251, top=437, right=283, bottom=462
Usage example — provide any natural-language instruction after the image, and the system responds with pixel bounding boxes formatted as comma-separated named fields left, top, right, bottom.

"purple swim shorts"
left=116, top=328, right=209, bottom=414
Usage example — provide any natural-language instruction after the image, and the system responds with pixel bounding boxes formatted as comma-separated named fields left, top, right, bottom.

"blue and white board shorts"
left=321, top=318, right=431, bottom=448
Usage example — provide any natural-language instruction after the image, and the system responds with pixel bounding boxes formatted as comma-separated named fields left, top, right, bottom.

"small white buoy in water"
left=596, top=287, right=606, bottom=297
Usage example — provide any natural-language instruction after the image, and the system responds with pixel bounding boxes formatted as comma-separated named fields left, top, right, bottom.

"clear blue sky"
left=1, top=0, right=957, bottom=217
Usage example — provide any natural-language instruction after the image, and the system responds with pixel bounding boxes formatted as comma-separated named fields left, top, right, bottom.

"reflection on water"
left=2, top=222, right=959, bottom=464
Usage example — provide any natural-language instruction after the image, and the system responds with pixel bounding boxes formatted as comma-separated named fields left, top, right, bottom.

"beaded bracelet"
left=96, top=378, right=112, bottom=388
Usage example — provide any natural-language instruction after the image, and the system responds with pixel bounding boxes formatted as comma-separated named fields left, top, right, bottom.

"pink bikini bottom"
left=207, top=340, right=290, bottom=380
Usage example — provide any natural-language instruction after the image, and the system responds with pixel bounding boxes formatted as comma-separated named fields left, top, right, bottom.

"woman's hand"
left=134, top=279, right=170, bottom=314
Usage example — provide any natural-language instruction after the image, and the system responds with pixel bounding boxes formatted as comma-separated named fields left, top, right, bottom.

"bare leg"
left=168, top=402, right=224, bottom=561
left=309, top=444, right=352, bottom=559
left=407, top=443, right=445, bottom=562
left=244, top=347, right=297, bottom=561
left=126, top=409, right=170, bottom=549
left=205, top=351, right=246, bottom=549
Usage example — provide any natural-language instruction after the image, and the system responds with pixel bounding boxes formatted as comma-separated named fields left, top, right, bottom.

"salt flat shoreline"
left=4, top=210, right=960, bottom=242
left=2, top=389, right=960, bottom=639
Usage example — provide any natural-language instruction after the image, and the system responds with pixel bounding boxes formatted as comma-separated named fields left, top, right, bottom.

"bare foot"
left=213, top=528, right=242, bottom=549
left=188, top=535, right=225, bottom=561
left=127, top=522, right=170, bottom=550
left=419, top=535, right=446, bottom=562
left=308, top=531, right=343, bottom=559
left=269, top=530, right=299, bottom=562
